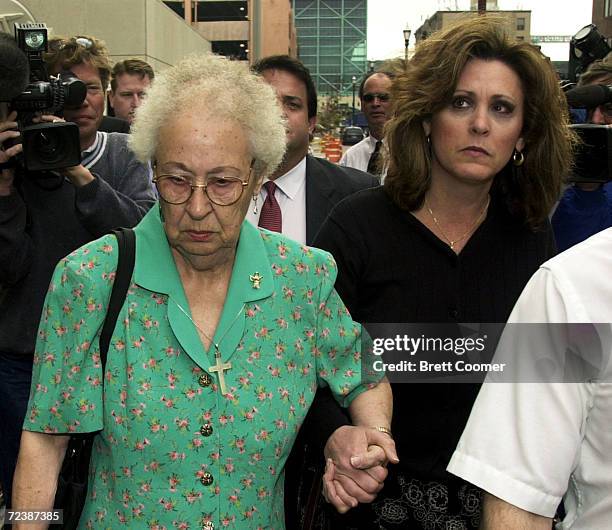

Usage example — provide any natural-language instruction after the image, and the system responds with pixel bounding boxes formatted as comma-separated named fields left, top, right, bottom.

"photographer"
left=552, top=55, right=612, bottom=251
left=0, top=34, right=155, bottom=509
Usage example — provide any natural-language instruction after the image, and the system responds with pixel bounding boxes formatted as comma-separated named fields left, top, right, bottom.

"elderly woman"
left=317, top=16, right=575, bottom=529
left=11, top=54, right=395, bottom=529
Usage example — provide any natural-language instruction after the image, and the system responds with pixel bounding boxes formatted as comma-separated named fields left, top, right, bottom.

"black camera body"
left=570, top=124, right=612, bottom=183
left=6, top=23, right=85, bottom=171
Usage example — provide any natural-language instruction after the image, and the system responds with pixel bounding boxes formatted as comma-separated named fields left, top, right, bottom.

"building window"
left=164, top=1, right=248, bottom=22
left=211, top=41, right=248, bottom=61
left=516, top=17, right=525, bottom=31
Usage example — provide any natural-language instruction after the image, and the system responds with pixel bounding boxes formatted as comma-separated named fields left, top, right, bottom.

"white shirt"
left=447, top=228, right=612, bottom=529
left=339, top=135, right=379, bottom=173
left=246, top=156, right=307, bottom=244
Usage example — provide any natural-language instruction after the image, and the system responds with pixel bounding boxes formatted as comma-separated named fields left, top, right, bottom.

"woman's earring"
left=513, top=149, right=525, bottom=167
left=252, top=194, right=258, bottom=215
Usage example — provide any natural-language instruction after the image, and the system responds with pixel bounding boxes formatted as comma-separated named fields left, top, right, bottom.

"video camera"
left=563, top=24, right=612, bottom=183
left=1, top=23, right=85, bottom=171
left=568, top=124, right=612, bottom=184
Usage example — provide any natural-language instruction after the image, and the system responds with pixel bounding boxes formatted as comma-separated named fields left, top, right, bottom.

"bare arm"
left=480, top=493, right=553, bottom=530
left=12, top=431, right=70, bottom=530
left=347, top=378, right=393, bottom=433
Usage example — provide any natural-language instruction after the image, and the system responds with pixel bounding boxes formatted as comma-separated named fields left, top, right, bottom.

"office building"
left=292, top=0, right=367, bottom=96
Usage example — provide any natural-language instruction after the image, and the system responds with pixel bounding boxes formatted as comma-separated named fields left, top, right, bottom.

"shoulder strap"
left=99, top=228, right=136, bottom=369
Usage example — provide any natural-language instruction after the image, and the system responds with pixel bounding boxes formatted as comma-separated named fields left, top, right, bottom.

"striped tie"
left=367, top=140, right=382, bottom=176
left=258, top=181, right=282, bottom=233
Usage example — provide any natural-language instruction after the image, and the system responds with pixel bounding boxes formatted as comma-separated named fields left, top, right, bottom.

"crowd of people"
left=0, top=13, right=611, bottom=530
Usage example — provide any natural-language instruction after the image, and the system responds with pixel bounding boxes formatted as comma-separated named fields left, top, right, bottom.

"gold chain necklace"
left=172, top=299, right=245, bottom=395
left=424, top=195, right=490, bottom=251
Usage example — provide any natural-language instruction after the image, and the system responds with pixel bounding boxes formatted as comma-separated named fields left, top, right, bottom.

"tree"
left=317, top=90, right=349, bottom=135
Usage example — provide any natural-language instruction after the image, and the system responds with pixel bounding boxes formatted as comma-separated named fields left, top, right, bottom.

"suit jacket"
left=305, top=155, right=379, bottom=245
left=99, top=115, right=131, bottom=134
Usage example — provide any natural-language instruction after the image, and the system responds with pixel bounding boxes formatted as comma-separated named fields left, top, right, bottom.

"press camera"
left=1, top=23, right=86, bottom=171
left=564, top=24, right=612, bottom=183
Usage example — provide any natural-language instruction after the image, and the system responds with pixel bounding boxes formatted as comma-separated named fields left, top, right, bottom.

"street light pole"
left=403, top=27, right=411, bottom=62
left=351, top=75, right=357, bottom=126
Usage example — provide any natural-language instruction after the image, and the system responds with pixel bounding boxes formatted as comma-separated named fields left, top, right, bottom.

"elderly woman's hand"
left=322, top=425, right=397, bottom=511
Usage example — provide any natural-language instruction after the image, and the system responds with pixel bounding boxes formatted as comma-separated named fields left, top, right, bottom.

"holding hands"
left=322, top=425, right=399, bottom=513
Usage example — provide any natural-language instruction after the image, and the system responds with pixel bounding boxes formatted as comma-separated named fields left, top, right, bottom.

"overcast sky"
left=368, top=0, right=594, bottom=61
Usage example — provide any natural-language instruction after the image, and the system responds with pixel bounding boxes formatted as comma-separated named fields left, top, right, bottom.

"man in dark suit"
left=249, top=55, right=385, bottom=528
left=248, top=55, right=378, bottom=245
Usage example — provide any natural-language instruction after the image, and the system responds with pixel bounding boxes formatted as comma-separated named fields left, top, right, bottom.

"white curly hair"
left=129, top=53, right=286, bottom=178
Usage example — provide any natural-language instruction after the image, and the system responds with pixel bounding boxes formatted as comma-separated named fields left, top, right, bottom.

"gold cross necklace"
left=424, top=195, right=490, bottom=251
left=172, top=299, right=245, bottom=395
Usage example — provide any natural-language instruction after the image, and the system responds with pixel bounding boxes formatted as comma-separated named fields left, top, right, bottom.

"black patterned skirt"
left=309, top=471, right=482, bottom=530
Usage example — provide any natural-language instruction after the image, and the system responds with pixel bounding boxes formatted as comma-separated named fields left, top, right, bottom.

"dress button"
left=200, top=472, right=214, bottom=486
left=200, top=424, right=213, bottom=437
left=203, top=522, right=214, bottom=530
left=198, top=373, right=212, bottom=387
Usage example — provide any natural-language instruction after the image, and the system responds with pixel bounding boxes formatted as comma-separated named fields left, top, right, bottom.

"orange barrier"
left=320, top=135, right=342, bottom=162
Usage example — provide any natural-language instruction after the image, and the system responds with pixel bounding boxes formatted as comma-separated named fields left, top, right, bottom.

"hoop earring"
left=252, top=194, right=258, bottom=215
left=513, top=149, right=525, bottom=167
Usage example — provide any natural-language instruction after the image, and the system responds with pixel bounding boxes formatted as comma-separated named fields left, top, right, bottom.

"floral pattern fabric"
left=25, top=207, right=375, bottom=529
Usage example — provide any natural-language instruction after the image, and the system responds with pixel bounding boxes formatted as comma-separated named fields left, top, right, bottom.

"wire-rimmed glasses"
left=153, top=173, right=251, bottom=206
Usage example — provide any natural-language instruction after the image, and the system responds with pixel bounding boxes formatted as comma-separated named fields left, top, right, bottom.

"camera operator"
left=552, top=55, right=612, bottom=251
left=0, top=34, right=155, bottom=509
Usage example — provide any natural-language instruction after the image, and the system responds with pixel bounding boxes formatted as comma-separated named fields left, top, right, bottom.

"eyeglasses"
left=154, top=173, right=251, bottom=206
left=362, top=93, right=390, bottom=103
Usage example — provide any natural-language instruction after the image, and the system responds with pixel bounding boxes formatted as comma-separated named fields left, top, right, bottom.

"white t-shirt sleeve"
left=447, top=267, right=589, bottom=518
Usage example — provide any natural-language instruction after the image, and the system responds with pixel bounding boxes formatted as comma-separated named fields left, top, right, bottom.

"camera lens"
left=22, top=122, right=81, bottom=171
left=32, top=130, right=63, bottom=163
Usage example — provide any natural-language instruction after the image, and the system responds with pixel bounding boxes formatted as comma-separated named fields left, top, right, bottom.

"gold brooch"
left=249, top=272, right=263, bottom=289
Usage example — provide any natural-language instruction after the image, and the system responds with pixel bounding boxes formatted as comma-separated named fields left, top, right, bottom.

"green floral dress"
left=25, top=206, right=376, bottom=530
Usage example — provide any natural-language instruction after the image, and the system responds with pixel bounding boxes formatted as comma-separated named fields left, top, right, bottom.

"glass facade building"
left=292, top=0, right=367, bottom=96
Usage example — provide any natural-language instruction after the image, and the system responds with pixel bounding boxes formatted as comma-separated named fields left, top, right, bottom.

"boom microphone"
left=0, top=32, right=30, bottom=101
left=565, top=84, right=612, bottom=109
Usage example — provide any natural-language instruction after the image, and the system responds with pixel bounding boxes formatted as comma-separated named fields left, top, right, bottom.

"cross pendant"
left=208, top=347, right=232, bottom=395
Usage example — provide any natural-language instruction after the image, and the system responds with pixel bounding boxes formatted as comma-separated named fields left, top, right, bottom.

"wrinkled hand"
left=0, top=111, right=22, bottom=194
left=322, top=425, right=399, bottom=513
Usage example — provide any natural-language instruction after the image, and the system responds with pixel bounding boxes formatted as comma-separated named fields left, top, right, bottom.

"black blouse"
left=313, top=185, right=555, bottom=479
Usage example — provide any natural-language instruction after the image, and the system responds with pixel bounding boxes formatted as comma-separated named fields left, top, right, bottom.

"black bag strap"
left=99, top=228, right=136, bottom=368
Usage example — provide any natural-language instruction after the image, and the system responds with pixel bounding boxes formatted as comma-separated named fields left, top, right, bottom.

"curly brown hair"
left=384, top=15, right=576, bottom=229
left=44, top=35, right=112, bottom=91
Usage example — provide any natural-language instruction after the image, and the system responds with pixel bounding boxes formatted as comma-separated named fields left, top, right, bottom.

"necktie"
left=367, top=140, right=382, bottom=176
left=258, top=181, right=282, bottom=233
